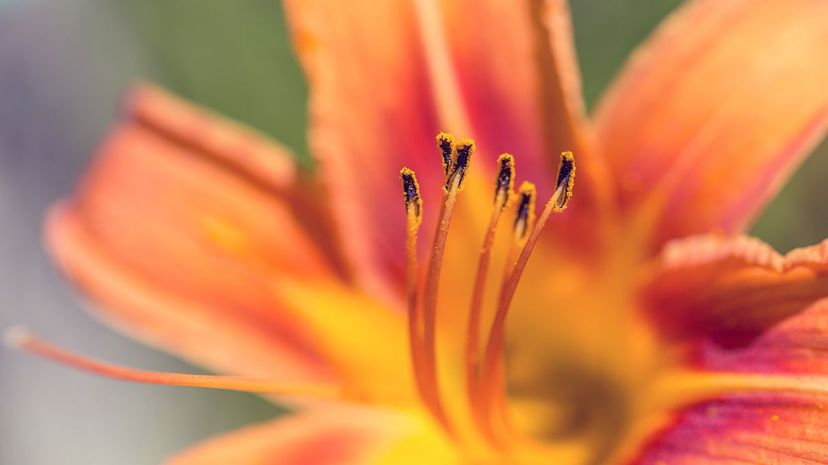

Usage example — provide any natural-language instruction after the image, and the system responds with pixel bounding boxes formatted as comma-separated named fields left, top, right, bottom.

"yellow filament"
left=403, top=177, right=429, bottom=414
left=465, top=190, right=508, bottom=435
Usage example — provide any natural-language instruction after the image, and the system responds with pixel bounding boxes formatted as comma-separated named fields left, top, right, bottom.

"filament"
left=400, top=168, right=431, bottom=416
left=420, top=170, right=463, bottom=435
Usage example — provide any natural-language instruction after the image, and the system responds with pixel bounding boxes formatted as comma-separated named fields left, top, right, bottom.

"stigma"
left=399, top=132, right=575, bottom=445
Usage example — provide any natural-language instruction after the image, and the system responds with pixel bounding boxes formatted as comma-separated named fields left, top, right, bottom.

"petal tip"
left=3, top=325, right=29, bottom=350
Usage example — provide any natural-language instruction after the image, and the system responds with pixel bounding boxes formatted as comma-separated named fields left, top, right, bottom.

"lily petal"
left=47, top=85, right=367, bottom=386
left=595, top=0, right=828, bottom=250
left=642, top=235, right=828, bottom=346
left=440, top=0, right=612, bottom=225
left=165, top=406, right=458, bottom=465
left=633, top=392, right=828, bottom=465
left=283, top=0, right=609, bottom=293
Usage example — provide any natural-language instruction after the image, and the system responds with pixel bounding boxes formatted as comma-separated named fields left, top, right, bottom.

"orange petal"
left=283, top=0, right=611, bottom=292
left=47, top=84, right=341, bottom=384
left=633, top=392, right=828, bottom=465
left=595, top=0, right=828, bottom=250
left=642, top=235, right=828, bottom=346
left=165, top=406, right=457, bottom=465
left=441, top=0, right=612, bottom=230
left=127, top=83, right=347, bottom=270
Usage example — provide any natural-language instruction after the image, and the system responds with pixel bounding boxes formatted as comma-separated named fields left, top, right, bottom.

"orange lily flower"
left=8, top=0, right=828, bottom=463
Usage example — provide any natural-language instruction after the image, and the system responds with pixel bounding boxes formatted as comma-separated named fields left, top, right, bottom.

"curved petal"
left=48, top=206, right=332, bottom=383
left=165, top=406, right=458, bottom=465
left=47, top=85, right=412, bottom=398
left=126, top=84, right=347, bottom=271
left=283, top=0, right=610, bottom=295
left=632, top=392, right=828, bottom=465
left=594, top=0, right=828, bottom=250
left=642, top=234, right=828, bottom=346
left=636, top=301, right=828, bottom=463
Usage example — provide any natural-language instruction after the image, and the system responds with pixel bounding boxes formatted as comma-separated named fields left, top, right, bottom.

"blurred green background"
left=0, top=1, right=825, bottom=464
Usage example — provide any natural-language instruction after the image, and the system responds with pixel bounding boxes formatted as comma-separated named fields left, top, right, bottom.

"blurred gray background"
left=1, top=1, right=826, bottom=464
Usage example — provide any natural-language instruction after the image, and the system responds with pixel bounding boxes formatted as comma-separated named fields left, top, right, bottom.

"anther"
left=494, top=154, right=515, bottom=208
left=436, top=132, right=455, bottom=176
left=553, top=151, right=575, bottom=211
left=445, top=139, right=474, bottom=191
left=513, top=182, right=537, bottom=242
left=400, top=167, right=422, bottom=227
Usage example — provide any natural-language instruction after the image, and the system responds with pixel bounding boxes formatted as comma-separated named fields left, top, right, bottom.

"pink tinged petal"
left=633, top=393, right=828, bottom=465
left=47, top=84, right=341, bottom=383
left=441, top=0, right=612, bottom=214
left=642, top=235, right=828, bottom=347
left=442, top=0, right=612, bottom=246
left=594, top=0, right=828, bottom=250
left=638, top=251, right=828, bottom=464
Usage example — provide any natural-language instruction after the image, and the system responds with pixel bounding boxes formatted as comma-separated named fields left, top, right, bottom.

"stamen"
left=5, top=327, right=338, bottom=397
left=400, top=168, right=430, bottom=409
left=477, top=152, right=575, bottom=439
left=465, top=154, right=515, bottom=432
left=421, top=134, right=475, bottom=437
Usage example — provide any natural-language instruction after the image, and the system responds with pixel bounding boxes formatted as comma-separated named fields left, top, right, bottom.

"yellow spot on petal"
left=201, top=215, right=247, bottom=253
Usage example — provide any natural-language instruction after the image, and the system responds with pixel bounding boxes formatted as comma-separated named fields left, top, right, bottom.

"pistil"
left=5, top=327, right=339, bottom=397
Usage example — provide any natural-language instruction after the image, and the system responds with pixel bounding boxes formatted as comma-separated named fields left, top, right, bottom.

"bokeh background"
left=1, top=1, right=826, bottom=463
